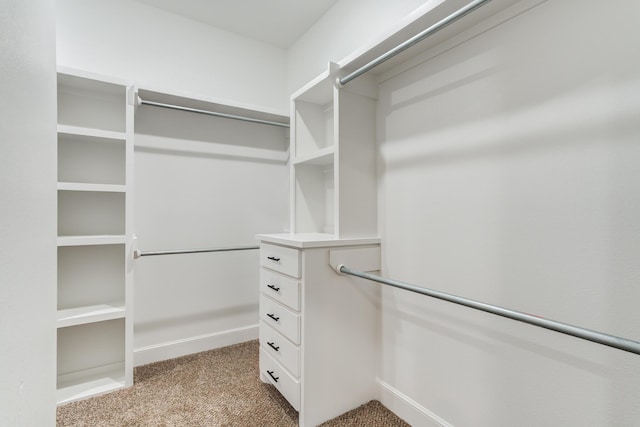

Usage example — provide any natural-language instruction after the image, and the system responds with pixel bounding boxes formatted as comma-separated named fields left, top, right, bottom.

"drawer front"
left=259, top=321, right=300, bottom=377
left=260, top=243, right=300, bottom=278
left=260, top=295, right=300, bottom=345
left=260, top=268, right=300, bottom=311
left=260, top=347, right=300, bottom=411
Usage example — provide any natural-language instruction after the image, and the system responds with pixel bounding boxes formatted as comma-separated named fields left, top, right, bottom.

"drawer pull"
left=266, top=370, right=279, bottom=382
left=267, top=284, right=280, bottom=292
left=267, top=341, right=280, bottom=352
left=266, top=313, right=280, bottom=322
left=267, top=256, right=281, bottom=262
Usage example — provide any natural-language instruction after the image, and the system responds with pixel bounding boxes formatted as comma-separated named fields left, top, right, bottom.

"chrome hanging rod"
left=134, top=245, right=259, bottom=258
left=336, top=264, right=640, bottom=356
left=337, top=0, right=492, bottom=86
left=137, top=97, right=290, bottom=128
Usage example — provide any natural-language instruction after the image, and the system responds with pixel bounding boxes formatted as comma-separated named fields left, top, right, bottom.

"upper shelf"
left=291, top=63, right=339, bottom=105
left=336, top=0, right=536, bottom=81
left=137, top=86, right=289, bottom=127
left=57, top=66, right=130, bottom=97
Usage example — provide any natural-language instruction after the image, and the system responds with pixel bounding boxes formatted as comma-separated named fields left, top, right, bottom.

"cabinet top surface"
left=257, top=233, right=380, bottom=248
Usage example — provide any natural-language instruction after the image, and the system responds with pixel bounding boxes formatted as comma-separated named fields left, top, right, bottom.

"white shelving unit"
left=290, top=63, right=378, bottom=239
left=56, top=67, right=134, bottom=404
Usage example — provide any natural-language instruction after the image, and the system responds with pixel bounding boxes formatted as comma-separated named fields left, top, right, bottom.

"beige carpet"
left=57, top=340, right=409, bottom=426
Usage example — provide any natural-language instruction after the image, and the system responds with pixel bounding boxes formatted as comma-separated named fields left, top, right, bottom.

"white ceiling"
left=136, top=0, right=339, bottom=49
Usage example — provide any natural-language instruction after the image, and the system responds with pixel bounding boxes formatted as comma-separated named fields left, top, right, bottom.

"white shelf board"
left=57, top=235, right=126, bottom=247
left=57, top=65, right=131, bottom=88
left=57, top=124, right=126, bottom=141
left=57, top=303, right=126, bottom=329
left=293, top=146, right=334, bottom=166
left=257, top=233, right=381, bottom=249
left=57, top=182, right=126, bottom=193
left=57, top=362, right=125, bottom=405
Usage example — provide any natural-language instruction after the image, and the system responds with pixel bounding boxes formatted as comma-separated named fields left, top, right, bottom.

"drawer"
left=260, top=321, right=300, bottom=377
left=260, top=268, right=300, bottom=311
left=260, top=347, right=300, bottom=411
left=260, top=243, right=300, bottom=278
left=260, top=295, right=300, bottom=345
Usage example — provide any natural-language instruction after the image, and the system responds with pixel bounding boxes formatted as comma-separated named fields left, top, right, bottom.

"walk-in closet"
left=2, top=0, right=640, bottom=426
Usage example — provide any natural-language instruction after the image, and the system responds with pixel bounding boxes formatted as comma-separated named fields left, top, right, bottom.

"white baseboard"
left=377, top=378, right=453, bottom=427
left=133, top=324, right=259, bottom=366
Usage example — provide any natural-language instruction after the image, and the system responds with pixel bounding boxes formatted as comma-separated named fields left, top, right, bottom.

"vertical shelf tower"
left=56, top=67, right=134, bottom=404
left=291, top=62, right=378, bottom=239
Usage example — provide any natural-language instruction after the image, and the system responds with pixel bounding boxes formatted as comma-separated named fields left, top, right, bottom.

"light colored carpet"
left=56, top=340, right=409, bottom=426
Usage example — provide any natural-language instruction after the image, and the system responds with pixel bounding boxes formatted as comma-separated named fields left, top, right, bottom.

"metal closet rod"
left=135, top=245, right=259, bottom=258
left=337, top=265, right=640, bottom=356
left=338, top=0, right=492, bottom=86
left=137, top=97, right=290, bottom=128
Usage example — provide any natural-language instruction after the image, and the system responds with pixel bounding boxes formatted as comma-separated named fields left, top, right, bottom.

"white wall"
left=377, top=0, right=640, bottom=425
left=56, top=0, right=288, bottom=113
left=0, top=0, right=57, bottom=425
left=132, top=103, right=289, bottom=364
left=286, top=0, right=428, bottom=95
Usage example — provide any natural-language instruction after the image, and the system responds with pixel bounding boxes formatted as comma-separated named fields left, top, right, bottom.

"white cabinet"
left=258, top=236, right=380, bottom=427
left=56, top=67, right=134, bottom=404
left=259, top=242, right=302, bottom=410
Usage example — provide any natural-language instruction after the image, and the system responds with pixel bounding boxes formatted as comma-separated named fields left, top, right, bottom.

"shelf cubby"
left=58, top=128, right=126, bottom=186
left=57, top=244, right=125, bottom=311
left=293, top=100, right=334, bottom=161
left=294, top=162, right=335, bottom=235
left=56, top=318, right=126, bottom=404
left=57, top=191, right=125, bottom=237
left=57, top=72, right=127, bottom=133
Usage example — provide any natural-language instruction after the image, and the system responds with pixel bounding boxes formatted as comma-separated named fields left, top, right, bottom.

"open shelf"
left=57, top=362, right=125, bottom=405
left=57, top=235, right=126, bottom=247
left=57, top=125, right=126, bottom=141
left=293, top=146, right=334, bottom=166
left=58, top=127, right=126, bottom=186
left=57, top=318, right=126, bottom=404
left=137, top=86, right=289, bottom=127
left=57, top=303, right=126, bottom=328
left=58, top=191, right=125, bottom=236
left=294, top=162, right=334, bottom=235
left=293, top=100, right=334, bottom=160
left=57, top=182, right=126, bottom=193
left=57, top=70, right=128, bottom=133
